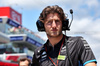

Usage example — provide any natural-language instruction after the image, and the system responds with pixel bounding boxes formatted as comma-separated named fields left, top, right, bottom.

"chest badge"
left=57, top=55, right=66, bottom=60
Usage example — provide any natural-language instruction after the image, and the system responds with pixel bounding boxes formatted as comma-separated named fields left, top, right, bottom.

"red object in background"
left=6, top=56, right=19, bottom=62
left=0, top=7, right=22, bottom=25
left=0, top=61, right=18, bottom=66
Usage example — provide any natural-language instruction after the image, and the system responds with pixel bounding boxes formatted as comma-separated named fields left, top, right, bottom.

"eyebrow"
left=46, top=18, right=61, bottom=21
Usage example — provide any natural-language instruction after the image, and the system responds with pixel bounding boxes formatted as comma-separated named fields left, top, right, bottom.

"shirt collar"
left=45, top=35, right=65, bottom=50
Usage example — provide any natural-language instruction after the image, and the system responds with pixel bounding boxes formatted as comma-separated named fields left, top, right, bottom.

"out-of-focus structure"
left=0, top=7, right=45, bottom=66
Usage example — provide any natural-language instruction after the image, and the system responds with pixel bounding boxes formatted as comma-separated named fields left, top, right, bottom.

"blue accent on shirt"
left=83, top=59, right=97, bottom=66
left=78, top=61, right=83, bottom=66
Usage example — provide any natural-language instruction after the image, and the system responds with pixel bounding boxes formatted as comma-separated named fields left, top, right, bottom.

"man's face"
left=44, top=13, right=62, bottom=37
left=19, top=60, right=29, bottom=66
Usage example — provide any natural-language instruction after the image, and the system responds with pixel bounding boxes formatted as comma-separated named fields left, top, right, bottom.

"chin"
left=47, top=31, right=62, bottom=37
left=51, top=35, right=58, bottom=37
left=51, top=33, right=62, bottom=37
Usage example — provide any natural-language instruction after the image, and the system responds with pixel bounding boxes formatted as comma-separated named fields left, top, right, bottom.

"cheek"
left=44, top=24, right=50, bottom=29
left=58, top=24, right=62, bottom=29
left=45, top=27, right=50, bottom=32
left=44, top=25, right=49, bottom=31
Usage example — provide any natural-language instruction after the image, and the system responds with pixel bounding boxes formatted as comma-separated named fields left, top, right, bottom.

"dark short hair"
left=39, top=5, right=66, bottom=23
left=18, top=58, right=31, bottom=66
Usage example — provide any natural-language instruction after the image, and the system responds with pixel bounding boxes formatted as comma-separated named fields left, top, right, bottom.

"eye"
left=46, top=20, right=52, bottom=25
left=55, top=20, right=60, bottom=22
left=48, top=21, right=52, bottom=24
left=55, top=20, right=61, bottom=24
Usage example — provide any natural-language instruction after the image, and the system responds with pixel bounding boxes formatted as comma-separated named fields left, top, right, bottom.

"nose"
left=52, top=21, right=57, bottom=28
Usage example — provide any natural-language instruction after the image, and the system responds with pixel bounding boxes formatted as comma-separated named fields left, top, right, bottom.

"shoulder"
left=65, top=36, right=86, bottom=48
left=66, top=36, right=84, bottom=42
left=34, top=40, right=49, bottom=56
left=34, top=45, right=45, bottom=55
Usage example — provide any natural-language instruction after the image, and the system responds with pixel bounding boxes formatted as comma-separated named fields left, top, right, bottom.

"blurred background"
left=0, top=0, right=100, bottom=65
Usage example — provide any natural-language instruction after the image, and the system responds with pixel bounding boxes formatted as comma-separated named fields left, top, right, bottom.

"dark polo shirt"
left=31, top=35, right=97, bottom=66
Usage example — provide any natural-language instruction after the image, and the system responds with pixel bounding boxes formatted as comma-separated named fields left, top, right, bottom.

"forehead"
left=45, top=13, right=61, bottom=21
left=20, top=60, right=29, bottom=66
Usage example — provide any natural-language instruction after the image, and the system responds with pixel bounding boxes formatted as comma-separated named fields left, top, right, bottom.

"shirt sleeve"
left=78, top=37, right=97, bottom=66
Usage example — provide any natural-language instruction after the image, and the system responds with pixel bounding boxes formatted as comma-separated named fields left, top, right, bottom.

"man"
left=31, top=5, right=97, bottom=66
left=19, top=58, right=31, bottom=66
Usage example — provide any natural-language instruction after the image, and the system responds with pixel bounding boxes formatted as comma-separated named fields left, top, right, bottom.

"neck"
left=47, top=34, right=63, bottom=47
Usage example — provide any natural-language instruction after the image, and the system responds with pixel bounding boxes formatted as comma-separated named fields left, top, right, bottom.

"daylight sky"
left=0, top=0, right=100, bottom=65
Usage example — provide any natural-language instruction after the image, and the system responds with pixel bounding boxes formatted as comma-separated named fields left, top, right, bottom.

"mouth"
left=51, top=29, right=58, bottom=32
